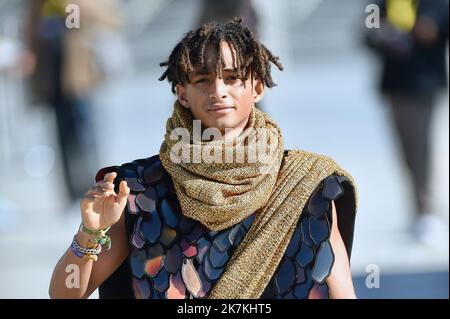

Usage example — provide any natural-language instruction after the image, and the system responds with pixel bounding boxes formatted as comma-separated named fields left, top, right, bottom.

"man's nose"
left=209, top=78, right=228, bottom=101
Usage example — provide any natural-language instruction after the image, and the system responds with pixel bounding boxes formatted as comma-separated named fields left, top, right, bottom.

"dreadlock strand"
left=199, top=26, right=215, bottom=68
left=264, top=45, right=284, bottom=71
left=226, top=32, right=245, bottom=78
left=213, top=29, right=225, bottom=78
left=224, top=39, right=237, bottom=72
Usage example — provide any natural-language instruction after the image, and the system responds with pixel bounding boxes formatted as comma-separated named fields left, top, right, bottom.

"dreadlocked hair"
left=159, top=17, right=284, bottom=93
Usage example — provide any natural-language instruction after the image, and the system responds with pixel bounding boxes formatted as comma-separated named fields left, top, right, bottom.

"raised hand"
left=80, top=172, right=130, bottom=231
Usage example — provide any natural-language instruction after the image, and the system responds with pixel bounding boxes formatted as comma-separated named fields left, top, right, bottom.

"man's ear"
left=176, top=84, right=189, bottom=108
left=252, top=79, right=265, bottom=103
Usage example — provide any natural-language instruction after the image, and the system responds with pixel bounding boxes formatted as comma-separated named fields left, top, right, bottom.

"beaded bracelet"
left=79, top=224, right=112, bottom=250
left=70, top=235, right=102, bottom=261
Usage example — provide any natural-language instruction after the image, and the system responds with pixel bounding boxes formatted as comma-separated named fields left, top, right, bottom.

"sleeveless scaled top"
left=96, top=152, right=357, bottom=299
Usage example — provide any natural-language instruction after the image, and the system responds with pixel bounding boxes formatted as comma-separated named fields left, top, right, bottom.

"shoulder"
left=285, top=149, right=357, bottom=192
left=94, top=155, right=169, bottom=191
left=285, top=149, right=341, bottom=170
left=294, top=153, right=358, bottom=265
left=304, top=172, right=358, bottom=262
left=284, top=149, right=356, bottom=189
left=94, top=155, right=174, bottom=245
left=264, top=173, right=355, bottom=299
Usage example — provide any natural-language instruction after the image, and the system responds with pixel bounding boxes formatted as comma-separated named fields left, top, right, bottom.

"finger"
left=95, top=181, right=115, bottom=191
left=80, top=192, right=101, bottom=210
left=87, top=187, right=115, bottom=198
left=83, top=194, right=98, bottom=202
left=103, top=172, right=117, bottom=183
left=116, top=181, right=130, bottom=205
left=88, top=190, right=115, bottom=198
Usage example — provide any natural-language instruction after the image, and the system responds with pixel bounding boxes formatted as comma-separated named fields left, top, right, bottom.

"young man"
left=49, top=18, right=358, bottom=299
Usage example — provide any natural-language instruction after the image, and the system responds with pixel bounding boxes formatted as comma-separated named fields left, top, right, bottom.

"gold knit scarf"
left=160, top=101, right=356, bottom=298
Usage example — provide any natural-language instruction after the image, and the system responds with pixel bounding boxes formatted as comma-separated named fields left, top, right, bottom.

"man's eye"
left=195, top=78, right=209, bottom=83
left=226, top=76, right=238, bottom=82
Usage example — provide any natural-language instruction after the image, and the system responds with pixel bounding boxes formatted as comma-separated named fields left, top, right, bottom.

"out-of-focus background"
left=0, top=0, right=448, bottom=299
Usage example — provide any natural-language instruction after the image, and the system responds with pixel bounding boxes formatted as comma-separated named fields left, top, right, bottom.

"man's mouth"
left=208, top=104, right=235, bottom=112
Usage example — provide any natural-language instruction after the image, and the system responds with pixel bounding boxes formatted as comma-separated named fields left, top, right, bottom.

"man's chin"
left=202, top=120, right=240, bottom=137
left=214, top=120, right=238, bottom=132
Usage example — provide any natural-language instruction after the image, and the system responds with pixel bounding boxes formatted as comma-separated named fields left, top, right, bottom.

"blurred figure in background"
left=365, top=0, right=449, bottom=244
left=0, top=31, right=22, bottom=232
left=196, top=0, right=259, bottom=36
left=22, top=0, right=124, bottom=204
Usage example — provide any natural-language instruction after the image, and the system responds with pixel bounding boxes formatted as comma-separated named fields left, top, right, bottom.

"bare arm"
left=326, top=200, right=357, bottom=299
left=49, top=172, right=130, bottom=299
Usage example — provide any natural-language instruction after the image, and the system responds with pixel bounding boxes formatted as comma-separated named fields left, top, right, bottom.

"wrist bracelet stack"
left=70, top=224, right=112, bottom=261
left=80, top=224, right=112, bottom=250
left=71, top=236, right=102, bottom=261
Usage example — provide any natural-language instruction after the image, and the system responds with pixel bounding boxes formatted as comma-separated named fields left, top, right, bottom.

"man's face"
left=176, top=41, right=264, bottom=137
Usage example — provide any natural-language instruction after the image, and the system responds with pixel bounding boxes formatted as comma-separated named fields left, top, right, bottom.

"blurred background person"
left=0, top=29, right=21, bottom=232
left=365, top=0, right=449, bottom=245
left=21, top=0, right=125, bottom=205
left=196, top=0, right=259, bottom=36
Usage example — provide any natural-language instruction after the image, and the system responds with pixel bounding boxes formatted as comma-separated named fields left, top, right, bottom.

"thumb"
left=116, top=181, right=130, bottom=206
